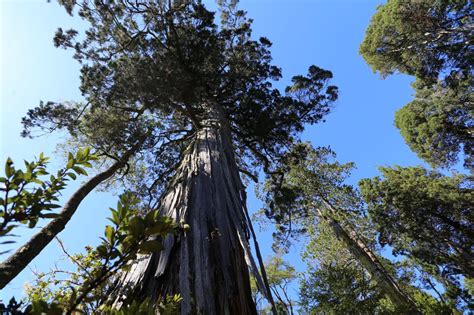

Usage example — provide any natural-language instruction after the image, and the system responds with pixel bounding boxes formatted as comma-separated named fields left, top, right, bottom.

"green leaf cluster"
left=0, top=148, right=97, bottom=242
left=24, top=192, right=177, bottom=314
left=360, top=0, right=471, bottom=80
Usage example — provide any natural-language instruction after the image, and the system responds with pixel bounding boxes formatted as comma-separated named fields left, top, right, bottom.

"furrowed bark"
left=0, top=147, right=137, bottom=289
left=316, top=205, right=420, bottom=314
left=111, top=109, right=258, bottom=314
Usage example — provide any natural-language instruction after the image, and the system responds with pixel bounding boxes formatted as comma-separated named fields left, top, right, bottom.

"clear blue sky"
left=1, top=0, right=422, bottom=302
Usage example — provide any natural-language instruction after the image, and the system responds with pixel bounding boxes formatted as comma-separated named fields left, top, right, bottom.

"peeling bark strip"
left=0, top=147, right=137, bottom=289
left=316, top=207, right=420, bottom=314
left=113, top=116, right=257, bottom=314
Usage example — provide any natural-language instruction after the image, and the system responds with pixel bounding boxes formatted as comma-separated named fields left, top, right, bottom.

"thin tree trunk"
left=112, top=110, right=259, bottom=314
left=315, top=205, right=420, bottom=314
left=0, top=146, right=137, bottom=289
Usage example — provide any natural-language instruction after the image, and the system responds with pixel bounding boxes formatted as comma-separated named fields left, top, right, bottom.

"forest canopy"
left=1, top=0, right=472, bottom=314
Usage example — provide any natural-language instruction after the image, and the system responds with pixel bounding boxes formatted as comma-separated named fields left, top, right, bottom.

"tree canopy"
left=360, top=0, right=473, bottom=169
left=360, top=0, right=472, bottom=81
left=22, top=1, right=337, bottom=202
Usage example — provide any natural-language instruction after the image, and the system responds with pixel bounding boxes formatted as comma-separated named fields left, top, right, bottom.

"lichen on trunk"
left=112, top=111, right=257, bottom=314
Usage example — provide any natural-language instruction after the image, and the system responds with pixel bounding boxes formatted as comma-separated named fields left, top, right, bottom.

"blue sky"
left=1, top=0, right=422, bottom=302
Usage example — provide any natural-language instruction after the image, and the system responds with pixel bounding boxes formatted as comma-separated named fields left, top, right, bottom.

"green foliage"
left=260, top=143, right=364, bottom=250
left=0, top=152, right=177, bottom=314
left=300, top=220, right=389, bottom=314
left=299, top=220, right=453, bottom=314
left=395, top=78, right=473, bottom=168
left=301, top=263, right=387, bottom=314
left=251, top=256, right=297, bottom=314
left=25, top=192, right=176, bottom=313
left=360, top=0, right=471, bottom=80
left=360, top=0, right=473, bottom=169
left=359, top=166, right=473, bottom=277
left=360, top=2, right=472, bottom=310
left=0, top=148, right=97, bottom=244
left=359, top=166, right=473, bottom=309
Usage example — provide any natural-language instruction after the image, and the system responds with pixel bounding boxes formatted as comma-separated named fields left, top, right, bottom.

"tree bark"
left=316, top=206, right=420, bottom=314
left=112, top=111, right=258, bottom=314
left=0, top=147, right=137, bottom=289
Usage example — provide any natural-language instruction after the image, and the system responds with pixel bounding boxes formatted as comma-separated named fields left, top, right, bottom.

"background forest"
left=0, top=0, right=472, bottom=314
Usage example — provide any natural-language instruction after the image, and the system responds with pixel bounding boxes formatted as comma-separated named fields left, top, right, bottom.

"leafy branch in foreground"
left=0, top=142, right=143, bottom=289
left=20, top=193, right=178, bottom=314
left=0, top=148, right=97, bottom=244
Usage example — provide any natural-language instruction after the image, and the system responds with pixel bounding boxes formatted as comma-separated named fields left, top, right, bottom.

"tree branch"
left=0, top=142, right=142, bottom=289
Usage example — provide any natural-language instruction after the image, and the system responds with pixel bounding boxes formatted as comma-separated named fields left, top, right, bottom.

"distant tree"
left=360, top=166, right=473, bottom=278
left=260, top=143, right=420, bottom=312
left=300, top=220, right=389, bottom=314
left=300, top=220, right=453, bottom=315
left=359, top=166, right=473, bottom=310
left=360, top=0, right=473, bottom=169
left=359, top=0, right=471, bottom=81
left=360, top=0, right=473, bottom=309
left=251, top=256, right=297, bottom=314
left=21, top=1, right=338, bottom=312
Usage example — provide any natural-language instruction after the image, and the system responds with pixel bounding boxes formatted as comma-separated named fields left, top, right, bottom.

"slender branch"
left=238, top=167, right=258, bottom=183
left=242, top=198, right=278, bottom=315
left=56, top=237, right=91, bottom=277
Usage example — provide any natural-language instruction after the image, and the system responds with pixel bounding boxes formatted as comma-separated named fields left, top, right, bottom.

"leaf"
left=76, top=148, right=84, bottom=161
left=66, top=172, right=77, bottom=180
left=5, top=158, right=14, bottom=178
left=43, top=204, right=62, bottom=209
left=127, top=217, right=145, bottom=237
left=105, top=225, right=114, bottom=242
left=72, top=166, right=87, bottom=176
left=96, top=244, right=108, bottom=257
left=66, top=159, right=74, bottom=169
left=28, top=218, right=38, bottom=228
left=81, top=162, right=93, bottom=168
left=67, top=152, right=74, bottom=168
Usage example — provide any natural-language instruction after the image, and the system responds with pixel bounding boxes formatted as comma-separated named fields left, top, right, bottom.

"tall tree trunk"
left=316, top=207, right=420, bottom=314
left=112, top=110, right=258, bottom=314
